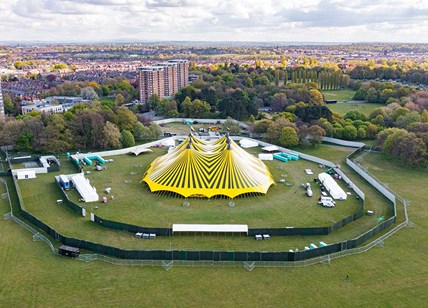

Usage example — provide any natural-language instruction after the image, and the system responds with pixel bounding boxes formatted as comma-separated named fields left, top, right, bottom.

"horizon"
left=0, top=1, right=427, bottom=44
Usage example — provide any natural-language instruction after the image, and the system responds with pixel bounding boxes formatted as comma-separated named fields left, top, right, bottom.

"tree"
left=75, top=110, right=105, bottom=149
left=132, top=122, right=146, bottom=139
left=307, top=125, right=325, bottom=146
left=0, top=120, right=25, bottom=147
left=116, top=107, right=137, bottom=131
left=270, top=93, right=288, bottom=112
left=148, top=124, right=162, bottom=139
left=309, top=89, right=324, bottom=106
left=189, top=99, right=210, bottom=118
left=357, top=127, right=367, bottom=139
left=121, top=130, right=135, bottom=148
left=221, top=118, right=240, bottom=135
left=344, top=110, right=367, bottom=121
left=278, top=127, right=299, bottom=147
left=115, top=93, right=125, bottom=106
left=149, top=94, right=161, bottom=111
left=181, top=96, right=192, bottom=117
left=266, top=118, right=296, bottom=143
left=366, top=88, right=379, bottom=103
left=274, top=70, right=280, bottom=86
left=80, top=86, right=99, bottom=101
left=3, top=93, right=14, bottom=115
left=40, top=114, right=73, bottom=153
left=102, top=121, right=122, bottom=149
left=343, top=125, right=358, bottom=140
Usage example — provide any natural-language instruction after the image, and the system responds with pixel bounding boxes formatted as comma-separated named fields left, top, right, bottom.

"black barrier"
left=71, top=158, right=82, bottom=172
left=248, top=227, right=329, bottom=236
left=9, top=155, right=40, bottom=165
left=47, top=165, right=60, bottom=172
left=55, top=181, right=83, bottom=215
left=93, top=214, right=172, bottom=236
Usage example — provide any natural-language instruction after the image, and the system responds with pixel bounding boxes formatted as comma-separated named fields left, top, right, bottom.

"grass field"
left=327, top=102, right=381, bottom=117
left=322, top=89, right=356, bottom=101
left=0, top=148, right=427, bottom=306
left=13, top=143, right=391, bottom=252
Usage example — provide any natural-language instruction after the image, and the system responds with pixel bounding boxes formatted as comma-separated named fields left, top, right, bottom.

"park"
left=1, top=119, right=403, bottom=261
left=0, top=120, right=425, bottom=306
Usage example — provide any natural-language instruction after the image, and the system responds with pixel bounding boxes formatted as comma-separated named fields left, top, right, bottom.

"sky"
left=0, top=0, right=427, bottom=43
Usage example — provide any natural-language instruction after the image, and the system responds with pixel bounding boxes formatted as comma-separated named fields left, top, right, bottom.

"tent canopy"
left=71, top=173, right=99, bottom=202
left=142, top=134, right=275, bottom=198
left=318, top=173, right=347, bottom=200
left=239, top=138, right=258, bottom=148
left=172, top=224, right=248, bottom=234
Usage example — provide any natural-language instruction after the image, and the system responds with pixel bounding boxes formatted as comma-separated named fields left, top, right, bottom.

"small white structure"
left=261, top=145, right=279, bottom=153
left=129, top=148, right=152, bottom=156
left=71, top=173, right=99, bottom=202
left=239, top=138, right=258, bottom=148
left=160, top=139, right=175, bottom=147
left=172, top=224, right=248, bottom=234
left=319, top=196, right=336, bottom=207
left=258, top=153, right=273, bottom=161
left=16, top=170, right=36, bottom=180
left=318, top=173, right=347, bottom=200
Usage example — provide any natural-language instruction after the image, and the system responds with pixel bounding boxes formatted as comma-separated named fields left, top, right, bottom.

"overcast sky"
left=0, top=0, right=427, bottom=43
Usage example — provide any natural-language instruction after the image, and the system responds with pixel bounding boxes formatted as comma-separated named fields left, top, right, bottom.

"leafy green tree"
left=121, top=130, right=135, bottom=148
left=116, top=107, right=137, bottom=131
left=274, top=70, right=280, bottom=86
left=102, top=121, right=122, bottom=149
left=115, top=93, right=125, bottom=106
left=278, top=127, right=299, bottom=147
left=343, top=125, right=358, bottom=140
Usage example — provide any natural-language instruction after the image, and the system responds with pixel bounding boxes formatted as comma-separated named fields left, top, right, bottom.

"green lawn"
left=327, top=102, right=381, bottom=117
left=0, top=148, right=427, bottom=306
left=322, top=89, right=356, bottom=101
left=12, top=144, right=391, bottom=252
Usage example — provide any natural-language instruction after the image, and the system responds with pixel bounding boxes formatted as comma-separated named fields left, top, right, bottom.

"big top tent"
left=142, top=134, right=275, bottom=198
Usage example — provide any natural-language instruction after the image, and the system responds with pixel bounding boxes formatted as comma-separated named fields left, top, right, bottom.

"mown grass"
left=327, top=102, right=381, bottom=117
left=19, top=146, right=361, bottom=228
left=322, top=89, right=356, bottom=101
left=13, top=144, right=390, bottom=252
left=0, top=148, right=427, bottom=306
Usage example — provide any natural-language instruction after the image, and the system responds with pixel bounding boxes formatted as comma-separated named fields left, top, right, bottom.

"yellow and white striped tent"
left=142, top=135, right=275, bottom=198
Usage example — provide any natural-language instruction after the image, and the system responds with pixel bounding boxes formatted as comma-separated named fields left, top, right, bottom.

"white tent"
left=261, top=145, right=279, bottom=152
left=172, top=224, right=248, bottom=234
left=71, top=173, right=99, bottom=202
left=160, top=139, right=175, bottom=147
left=16, top=170, right=36, bottom=180
left=318, top=173, right=347, bottom=200
left=239, top=138, right=258, bottom=148
left=258, top=153, right=273, bottom=160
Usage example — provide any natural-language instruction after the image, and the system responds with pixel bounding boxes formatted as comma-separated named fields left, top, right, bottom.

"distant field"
left=327, top=102, right=380, bottom=117
left=322, top=89, right=356, bottom=101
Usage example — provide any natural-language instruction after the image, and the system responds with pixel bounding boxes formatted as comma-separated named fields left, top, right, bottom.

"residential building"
left=138, top=59, right=189, bottom=109
left=138, top=66, right=164, bottom=109
left=168, top=59, right=189, bottom=88
left=154, top=62, right=178, bottom=97
left=21, top=100, right=64, bottom=115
